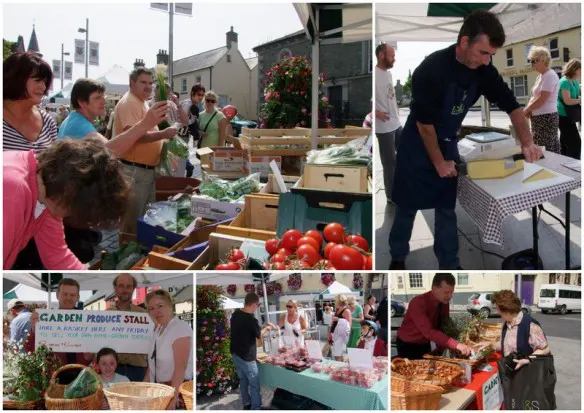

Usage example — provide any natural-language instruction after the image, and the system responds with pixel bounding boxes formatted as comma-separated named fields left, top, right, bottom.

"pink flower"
left=322, top=96, right=329, bottom=104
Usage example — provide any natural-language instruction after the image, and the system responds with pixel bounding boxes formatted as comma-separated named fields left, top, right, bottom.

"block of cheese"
left=467, top=159, right=524, bottom=179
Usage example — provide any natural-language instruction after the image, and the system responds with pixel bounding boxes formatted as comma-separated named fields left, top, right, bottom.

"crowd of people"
left=2, top=51, right=242, bottom=270
left=4, top=274, right=193, bottom=409
left=375, top=10, right=581, bottom=271
left=229, top=292, right=388, bottom=410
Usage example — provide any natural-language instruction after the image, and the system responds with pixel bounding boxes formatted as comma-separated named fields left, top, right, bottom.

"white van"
left=537, top=284, right=582, bottom=315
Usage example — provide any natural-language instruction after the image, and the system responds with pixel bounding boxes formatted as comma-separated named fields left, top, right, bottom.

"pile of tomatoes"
left=215, top=248, right=247, bottom=270
left=264, top=222, right=372, bottom=270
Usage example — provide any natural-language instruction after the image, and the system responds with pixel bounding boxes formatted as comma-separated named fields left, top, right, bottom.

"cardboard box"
left=245, top=155, right=282, bottom=176
left=197, top=147, right=246, bottom=172
left=190, top=195, right=244, bottom=222
left=467, top=159, right=524, bottom=179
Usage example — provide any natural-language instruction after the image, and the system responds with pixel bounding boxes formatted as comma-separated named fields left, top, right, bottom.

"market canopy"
left=317, top=281, right=361, bottom=300
left=195, top=273, right=290, bottom=285
left=3, top=284, right=93, bottom=310
left=221, top=295, right=243, bottom=310
left=2, top=273, right=193, bottom=292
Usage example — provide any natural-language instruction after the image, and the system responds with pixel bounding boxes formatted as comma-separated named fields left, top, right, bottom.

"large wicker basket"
left=391, top=375, right=444, bottom=410
left=103, top=382, right=175, bottom=410
left=391, top=357, right=463, bottom=392
left=44, top=364, right=103, bottom=410
left=3, top=398, right=42, bottom=410
left=479, top=323, right=503, bottom=342
left=179, top=381, right=193, bottom=410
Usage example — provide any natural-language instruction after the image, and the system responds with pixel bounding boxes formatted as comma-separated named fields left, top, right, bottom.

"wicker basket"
left=423, top=349, right=484, bottom=369
left=103, top=382, right=175, bottom=410
left=3, top=398, right=42, bottom=410
left=391, top=357, right=463, bottom=392
left=391, top=375, right=444, bottom=410
left=45, top=364, right=103, bottom=410
left=179, top=381, right=193, bottom=410
left=479, top=323, right=503, bottom=342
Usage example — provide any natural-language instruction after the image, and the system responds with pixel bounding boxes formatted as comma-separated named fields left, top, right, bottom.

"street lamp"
left=61, top=43, right=70, bottom=91
left=78, top=18, right=88, bottom=78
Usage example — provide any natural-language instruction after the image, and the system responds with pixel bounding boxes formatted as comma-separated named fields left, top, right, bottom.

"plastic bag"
left=63, top=367, right=100, bottom=399
left=199, top=173, right=261, bottom=202
left=306, top=137, right=371, bottom=167
left=144, top=201, right=178, bottom=233
left=158, top=123, right=189, bottom=176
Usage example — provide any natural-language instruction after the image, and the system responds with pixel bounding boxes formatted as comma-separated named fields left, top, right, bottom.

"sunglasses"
left=529, top=59, right=538, bottom=64
left=206, top=99, right=216, bottom=103
left=286, top=305, right=294, bottom=309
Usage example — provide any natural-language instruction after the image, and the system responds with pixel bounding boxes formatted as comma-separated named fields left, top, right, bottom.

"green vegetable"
left=167, top=136, right=189, bottom=158
left=101, top=241, right=144, bottom=270
left=116, top=252, right=142, bottom=270
left=18, top=387, right=40, bottom=402
left=199, top=174, right=260, bottom=202
left=63, top=368, right=100, bottom=399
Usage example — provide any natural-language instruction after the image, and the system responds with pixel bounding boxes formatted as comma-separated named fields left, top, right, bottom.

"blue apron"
left=393, top=81, right=479, bottom=210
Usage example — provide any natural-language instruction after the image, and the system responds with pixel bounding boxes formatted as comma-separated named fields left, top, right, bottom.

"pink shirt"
left=502, top=312, right=548, bottom=356
left=3, top=150, right=85, bottom=270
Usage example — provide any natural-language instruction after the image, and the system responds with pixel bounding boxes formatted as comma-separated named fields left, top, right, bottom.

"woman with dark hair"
left=558, top=59, right=581, bottom=159
left=3, top=139, right=129, bottom=270
left=3, top=52, right=56, bottom=152
left=363, top=295, right=377, bottom=320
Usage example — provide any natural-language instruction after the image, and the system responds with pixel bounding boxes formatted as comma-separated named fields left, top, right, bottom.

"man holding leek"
left=113, top=66, right=178, bottom=234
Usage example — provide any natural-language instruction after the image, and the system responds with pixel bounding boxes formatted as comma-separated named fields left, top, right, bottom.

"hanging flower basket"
left=244, top=284, right=255, bottom=293
left=321, top=273, right=336, bottom=287
left=353, top=274, right=364, bottom=290
left=287, top=274, right=302, bottom=290
left=226, top=285, right=237, bottom=296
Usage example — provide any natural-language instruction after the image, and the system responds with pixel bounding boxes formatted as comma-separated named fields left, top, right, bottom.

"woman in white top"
left=524, top=46, right=561, bottom=154
left=329, top=294, right=352, bottom=361
left=277, top=300, right=307, bottom=347
left=146, top=289, right=193, bottom=410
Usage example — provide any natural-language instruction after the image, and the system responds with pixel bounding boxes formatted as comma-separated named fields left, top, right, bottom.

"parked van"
left=537, top=284, right=582, bottom=315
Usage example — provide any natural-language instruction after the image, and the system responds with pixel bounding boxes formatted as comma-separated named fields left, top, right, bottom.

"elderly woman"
left=199, top=90, right=227, bottom=148
left=277, top=300, right=307, bottom=347
left=3, top=139, right=129, bottom=270
left=524, top=46, right=561, bottom=154
left=347, top=296, right=364, bottom=348
left=558, top=59, right=581, bottom=159
left=478, top=290, right=550, bottom=368
left=328, top=294, right=352, bottom=361
left=146, top=289, right=193, bottom=410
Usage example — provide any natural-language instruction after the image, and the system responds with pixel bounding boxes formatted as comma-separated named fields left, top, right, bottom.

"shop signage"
left=35, top=309, right=154, bottom=354
left=499, top=67, right=534, bottom=77
left=482, top=371, right=503, bottom=410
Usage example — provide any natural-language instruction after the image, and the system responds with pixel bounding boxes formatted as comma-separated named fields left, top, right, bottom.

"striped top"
left=3, top=108, right=58, bottom=152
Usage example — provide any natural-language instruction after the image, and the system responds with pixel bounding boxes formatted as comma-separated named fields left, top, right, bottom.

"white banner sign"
left=64, top=61, right=73, bottom=80
left=482, top=371, right=503, bottom=410
left=74, top=39, right=85, bottom=64
left=89, top=41, right=99, bottom=66
left=175, top=3, right=192, bottom=15
left=52, top=60, right=61, bottom=78
left=35, top=310, right=154, bottom=354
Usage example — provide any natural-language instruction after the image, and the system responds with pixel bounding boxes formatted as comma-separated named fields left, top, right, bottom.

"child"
left=357, top=321, right=377, bottom=353
left=96, top=347, right=130, bottom=388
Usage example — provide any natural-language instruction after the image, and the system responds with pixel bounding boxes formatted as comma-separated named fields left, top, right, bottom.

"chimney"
left=226, top=26, right=238, bottom=50
left=156, top=49, right=169, bottom=65
left=133, top=58, right=145, bottom=69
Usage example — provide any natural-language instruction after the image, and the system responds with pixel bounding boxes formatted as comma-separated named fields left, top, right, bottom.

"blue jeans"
left=116, top=364, right=147, bottom=382
left=389, top=206, right=460, bottom=269
left=232, top=354, right=262, bottom=410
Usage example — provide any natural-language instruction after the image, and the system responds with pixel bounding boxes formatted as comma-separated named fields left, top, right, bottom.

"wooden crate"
left=187, top=232, right=251, bottom=270
left=239, top=127, right=311, bottom=156
left=216, top=194, right=279, bottom=241
left=301, top=164, right=369, bottom=193
left=295, top=126, right=371, bottom=145
left=260, top=174, right=300, bottom=194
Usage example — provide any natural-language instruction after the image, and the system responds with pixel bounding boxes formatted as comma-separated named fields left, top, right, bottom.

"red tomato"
left=277, top=248, right=294, bottom=257
left=324, top=242, right=337, bottom=259
left=323, top=223, right=345, bottom=243
left=304, top=229, right=323, bottom=247
left=227, top=248, right=244, bottom=262
left=270, top=253, right=288, bottom=263
left=362, top=254, right=373, bottom=270
left=271, top=262, right=287, bottom=271
left=329, top=244, right=363, bottom=270
left=296, top=244, right=321, bottom=266
left=215, top=262, right=240, bottom=270
left=345, top=235, right=369, bottom=251
left=297, top=236, right=320, bottom=252
left=265, top=238, right=281, bottom=256
left=281, top=229, right=303, bottom=250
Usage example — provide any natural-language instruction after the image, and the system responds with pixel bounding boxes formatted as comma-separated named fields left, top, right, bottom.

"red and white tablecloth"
left=457, top=152, right=581, bottom=245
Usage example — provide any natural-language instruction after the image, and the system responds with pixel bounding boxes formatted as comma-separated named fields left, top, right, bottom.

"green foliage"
left=441, top=312, right=486, bottom=342
left=63, top=367, right=100, bottom=399
left=403, top=69, right=413, bottom=97
left=259, top=56, right=331, bottom=129
left=3, top=39, right=16, bottom=61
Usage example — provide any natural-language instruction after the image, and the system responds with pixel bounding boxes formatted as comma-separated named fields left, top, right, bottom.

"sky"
left=3, top=2, right=304, bottom=90
left=392, top=41, right=452, bottom=85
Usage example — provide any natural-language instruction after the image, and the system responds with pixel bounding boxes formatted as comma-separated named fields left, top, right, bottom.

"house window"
left=457, top=273, right=469, bottom=286
left=510, top=75, right=528, bottom=98
left=226, top=55, right=231, bottom=63
left=548, top=38, right=559, bottom=60
left=525, top=43, right=534, bottom=64
left=363, top=40, right=373, bottom=73
left=397, top=275, right=404, bottom=289
left=409, top=273, right=423, bottom=288
left=505, top=49, right=514, bottom=67
left=181, top=78, right=187, bottom=93
left=196, top=76, right=201, bottom=84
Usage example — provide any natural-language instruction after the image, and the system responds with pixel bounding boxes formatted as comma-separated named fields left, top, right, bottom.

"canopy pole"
left=480, top=96, right=491, bottom=127
left=48, top=273, right=52, bottom=308
left=262, top=277, right=270, bottom=324
left=311, top=8, right=320, bottom=150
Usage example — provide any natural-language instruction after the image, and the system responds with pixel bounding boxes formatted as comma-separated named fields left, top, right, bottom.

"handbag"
left=564, top=104, right=581, bottom=123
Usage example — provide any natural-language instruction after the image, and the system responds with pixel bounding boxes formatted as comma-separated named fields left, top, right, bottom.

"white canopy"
left=195, top=273, right=290, bottom=285
left=3, top=284, right=93, bottom=310
left=221, top=295, right=243, bottom=310
left=318, top=281, right=361, bottom=300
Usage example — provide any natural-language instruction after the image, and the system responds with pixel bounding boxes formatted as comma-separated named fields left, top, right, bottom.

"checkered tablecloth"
left=457, top=152, right=581, bottom=245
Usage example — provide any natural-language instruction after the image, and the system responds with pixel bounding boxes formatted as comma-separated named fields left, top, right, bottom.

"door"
left=328, top=85, right=343, bottom=127
left=521, top=275, right=535, bottom=305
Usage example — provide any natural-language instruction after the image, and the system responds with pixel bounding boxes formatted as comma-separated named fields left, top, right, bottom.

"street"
left=391, top=309, right=581, bottom=410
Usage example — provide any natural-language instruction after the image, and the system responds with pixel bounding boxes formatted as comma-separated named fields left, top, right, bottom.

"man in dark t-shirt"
left=230, top=292, right=275, bottom=410
left=388, top=10, right=542, bottom=271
